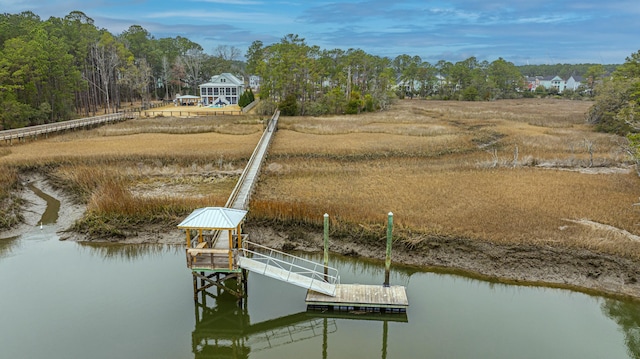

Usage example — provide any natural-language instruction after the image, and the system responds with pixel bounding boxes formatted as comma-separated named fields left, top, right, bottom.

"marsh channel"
left=0, top=185, right=639, bottom=359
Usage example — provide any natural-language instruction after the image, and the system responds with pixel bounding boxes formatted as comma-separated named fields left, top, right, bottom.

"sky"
left=2, top=0, right=640, bottom=65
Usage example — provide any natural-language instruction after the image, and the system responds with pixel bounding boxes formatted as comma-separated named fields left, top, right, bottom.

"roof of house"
left=200, top=73, right=244, bottom=87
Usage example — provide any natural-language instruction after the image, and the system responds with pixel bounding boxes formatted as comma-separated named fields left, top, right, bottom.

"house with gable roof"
left=199, top=73, right=245, bottom=106
left=527, top=75, right=584, bottom=94
left=565, top=75, right=583, bottom=91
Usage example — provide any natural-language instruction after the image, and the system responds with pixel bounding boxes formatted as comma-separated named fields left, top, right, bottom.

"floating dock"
left=306, top=284, right=408, bottom=313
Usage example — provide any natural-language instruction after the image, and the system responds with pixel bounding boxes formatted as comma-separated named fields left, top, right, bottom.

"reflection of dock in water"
left=192, top=292, right=406, bottom=358
left=192, top=293, right=337, bottom=358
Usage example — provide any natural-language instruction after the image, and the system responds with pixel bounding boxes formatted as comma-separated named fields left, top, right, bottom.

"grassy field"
left=1, top=99, right=640, bottom=260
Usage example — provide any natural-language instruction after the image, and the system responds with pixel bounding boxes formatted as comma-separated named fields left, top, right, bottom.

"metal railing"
left=240, top=240, right=340, bottom=288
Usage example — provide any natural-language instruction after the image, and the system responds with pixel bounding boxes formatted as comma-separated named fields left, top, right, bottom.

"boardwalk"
left=226, top=111, right=279, bottom=210
left=0, top=112, right=136, bottom=143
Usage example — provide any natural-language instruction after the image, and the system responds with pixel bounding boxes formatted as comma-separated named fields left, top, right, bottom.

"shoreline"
left=4, top=176, right=640, bottom=301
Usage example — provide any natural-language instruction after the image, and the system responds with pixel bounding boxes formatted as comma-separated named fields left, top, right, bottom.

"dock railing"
left=240, top=240, right=340, bottom=295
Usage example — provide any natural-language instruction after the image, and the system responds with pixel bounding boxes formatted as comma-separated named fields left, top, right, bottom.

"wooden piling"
left=323, top=213, right=329, bottom=281
left=384, top=212, right=393, bottom=287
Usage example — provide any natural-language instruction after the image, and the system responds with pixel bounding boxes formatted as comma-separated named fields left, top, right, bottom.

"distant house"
left=199, top=73, right=245, bottom=106
left=527, top=75, right=582, bottom=93
left=249, top=75, right=261, bottom=92
left=535, top=75, right=566, bottom=93
left=565, top=75, right=583, bottom=91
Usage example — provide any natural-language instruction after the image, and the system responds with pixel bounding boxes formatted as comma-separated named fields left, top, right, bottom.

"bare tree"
left=121, top=58, right=152, bottom=107
left=213, top=45, right=241, bottom=62
left=92, top=33, right=123, bottom=113
left=180, top=48, right=206, bottom=95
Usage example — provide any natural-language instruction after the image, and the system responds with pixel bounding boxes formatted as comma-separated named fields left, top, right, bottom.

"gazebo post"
left=228, top=230, right=233, bottom=270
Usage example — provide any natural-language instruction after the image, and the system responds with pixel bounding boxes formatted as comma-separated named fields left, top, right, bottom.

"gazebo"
left=175, top=94, right=200, bottom=106
left=177, top=207, right=247, bottom=272
left=178, top=207, right=248, bottom=298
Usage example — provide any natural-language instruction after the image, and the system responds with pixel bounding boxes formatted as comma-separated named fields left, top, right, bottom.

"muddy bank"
left=246, top=224, right=640, bottom=300
left=4, top=176, right=640, bottom=301
left=0, top=173, right=85, bottom=239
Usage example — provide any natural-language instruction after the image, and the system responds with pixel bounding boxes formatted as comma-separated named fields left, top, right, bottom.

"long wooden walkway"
left=0, top=112, right=136, bottom=143
left=226, top=111, right=279, bottom=210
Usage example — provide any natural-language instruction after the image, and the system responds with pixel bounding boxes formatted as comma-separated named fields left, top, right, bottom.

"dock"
left=306, top=284, right=408, bottom=313
left=179, top=109, right=408, bottom=315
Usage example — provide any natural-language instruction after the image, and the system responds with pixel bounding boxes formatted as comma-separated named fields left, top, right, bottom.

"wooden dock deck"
left=306, top=284, right=408, bottom=313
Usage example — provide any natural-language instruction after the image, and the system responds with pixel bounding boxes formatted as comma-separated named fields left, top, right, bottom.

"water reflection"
left=193, top=290, right=337, bottom=359
left=602, top=299, right=640, bottom=358
left=28, top=184, right=60, bottom=225
left=0, top=236, right=19, bottom=258
left=192, top=285, right=408, bottom=359
left=78, top=242, right=182, bottom=261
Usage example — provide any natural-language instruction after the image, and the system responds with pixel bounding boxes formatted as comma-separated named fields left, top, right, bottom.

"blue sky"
left=3, top=0, right=639, bottom=65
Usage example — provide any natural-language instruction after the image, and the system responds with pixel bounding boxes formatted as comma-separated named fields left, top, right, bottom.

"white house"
left=527, top=75, right=582, bottom=93
left=565, top=76, right=583, bottom=91
left=249, top=75, right=261, bottom=92
left=199, top=73, right=245, bottom=106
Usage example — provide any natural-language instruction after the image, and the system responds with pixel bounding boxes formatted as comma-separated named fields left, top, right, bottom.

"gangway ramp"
left=239, top=241, right=339, bottom=296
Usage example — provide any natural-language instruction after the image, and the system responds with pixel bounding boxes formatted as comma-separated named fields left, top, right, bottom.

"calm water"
left=0, top=187, right=639, bottom=358
left=1, top=227, right=638, bottom=359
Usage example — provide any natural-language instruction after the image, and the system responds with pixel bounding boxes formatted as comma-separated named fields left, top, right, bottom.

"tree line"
left=247, top=34, right=533, bottom=115
left=587, top=50, right=640, bottom=161
left=0, top=10, right=627, bottom=130
left=0, top=11, right=244, bottom=130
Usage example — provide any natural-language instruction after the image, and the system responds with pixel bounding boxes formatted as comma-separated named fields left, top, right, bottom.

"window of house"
left=214, top=88, right=219, bottom=95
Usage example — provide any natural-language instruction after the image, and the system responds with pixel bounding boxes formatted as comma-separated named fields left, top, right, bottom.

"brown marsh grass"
left=251, top=99, right=640, bottom=259
left=2, top=99, right=640, bottom=259
left=0, top=116, right=260, bottom=237
left=0, top=166, right=22, bottom=229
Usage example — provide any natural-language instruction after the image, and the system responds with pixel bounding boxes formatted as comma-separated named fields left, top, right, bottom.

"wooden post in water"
left=323, top=213, right=329, bottom=281
left=384, top=212, right=393, bottom=287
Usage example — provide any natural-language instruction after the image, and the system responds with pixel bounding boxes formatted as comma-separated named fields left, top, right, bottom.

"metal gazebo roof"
left=177, top=207, right=247, bottom=230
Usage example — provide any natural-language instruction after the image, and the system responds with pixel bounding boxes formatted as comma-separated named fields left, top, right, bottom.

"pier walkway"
left=0, top=112, right=136, bottom=143
left=225, top=110, right=278, bottom=210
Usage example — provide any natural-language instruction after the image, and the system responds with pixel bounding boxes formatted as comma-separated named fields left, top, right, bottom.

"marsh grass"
left=252, top=99, right=640, bottom=259
left=74, top=177, right=229, bottom=238
left=2, top=99, right=640, bottom=260
left=51, top=162, right=237, bottom=238
left=0, top=166, right=22, bottom=229
left=0, top=116, right=254, bottom=235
